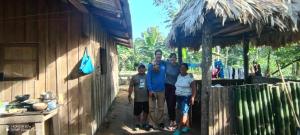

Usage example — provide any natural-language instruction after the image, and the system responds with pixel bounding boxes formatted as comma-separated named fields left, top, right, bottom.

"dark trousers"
left=165, top=83, right=176, bottom=121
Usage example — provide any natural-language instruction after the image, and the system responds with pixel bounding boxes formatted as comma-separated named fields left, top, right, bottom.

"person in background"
left=173, top=63, right=196, bottom=135
left=128, top=64, right=149, bottom=131
left=232, top=67, right=236, bottom=79
left=212, top=68, right=218, bottom=79
left=146, top=49, right=167, bottom=129
left=253, top=60, right=262, bottom=76
left=214, top=59, right=224, bottom=78
left=165, top=53, right=180, bottom=130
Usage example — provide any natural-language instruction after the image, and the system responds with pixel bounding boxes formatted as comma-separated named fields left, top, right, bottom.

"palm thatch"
left=167, top=0, right=300, bottom=49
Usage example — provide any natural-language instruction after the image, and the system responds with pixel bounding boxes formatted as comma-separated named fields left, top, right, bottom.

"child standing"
left=128, top=64, right=149, bottom=130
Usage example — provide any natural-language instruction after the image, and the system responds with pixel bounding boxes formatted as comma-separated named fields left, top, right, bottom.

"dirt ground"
left=96, top=85, right=200, bottom=135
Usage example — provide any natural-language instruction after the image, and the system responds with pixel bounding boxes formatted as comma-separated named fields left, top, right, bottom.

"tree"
left=117, top=26, right=173, bottom=71
left=271, top=44, right=300, bottom=78
left=117, top=45, right=135, bottom=71
left=153, top=0, right=189, bottom=26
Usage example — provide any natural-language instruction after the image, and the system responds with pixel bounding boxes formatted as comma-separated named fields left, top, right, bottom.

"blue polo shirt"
left=146, top=61, right=166, bottom=92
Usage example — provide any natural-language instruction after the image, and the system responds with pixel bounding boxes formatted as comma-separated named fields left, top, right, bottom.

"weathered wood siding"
left=208, top=87, right=233, bottom=135
left=0, top=0, right=119, bottom=134
left=89, top=15, right=120, bottom=133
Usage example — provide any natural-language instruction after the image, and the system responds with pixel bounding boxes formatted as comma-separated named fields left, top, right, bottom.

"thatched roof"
left=167, top=0, right=300, bottom=49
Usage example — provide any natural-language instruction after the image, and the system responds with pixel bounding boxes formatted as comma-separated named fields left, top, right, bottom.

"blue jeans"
left=176, top=96, right=191, bottom=116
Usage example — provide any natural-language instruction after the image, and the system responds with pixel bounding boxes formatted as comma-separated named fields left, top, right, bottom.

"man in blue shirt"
left=147, top=49, right=166, bottom=129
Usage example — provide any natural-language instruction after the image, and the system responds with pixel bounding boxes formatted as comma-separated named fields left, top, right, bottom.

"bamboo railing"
left=194, top=81, right=300, bottom=135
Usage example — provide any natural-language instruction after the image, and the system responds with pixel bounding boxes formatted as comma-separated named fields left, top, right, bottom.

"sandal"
left=181, top=127, right=190, bottom=133
left=173, top=129, right=181, bottom=135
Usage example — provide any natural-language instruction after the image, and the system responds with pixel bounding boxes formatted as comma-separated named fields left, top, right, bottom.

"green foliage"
left=142, top=27, right=160, bottom=46
left=224, top=45, right=244, bottom=68
left=273, top=44, right=300, bottom=65
left=272, top=44, right=300, bottom=78
left=182, top=48, right=187, bottom=61
left=247, top=44, right=300, bottom=78
left=118, top=26, right=173, bottom=71
left=153, top=0, right=189, bottom=26
left=217, top=43, right=300, bottom=79
left=117, top=45, right=135, bottom=71
left=118, top=26, right=203, bottom=72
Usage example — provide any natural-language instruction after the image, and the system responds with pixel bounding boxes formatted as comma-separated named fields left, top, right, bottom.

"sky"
left=128, top=0, right=170, bottom=39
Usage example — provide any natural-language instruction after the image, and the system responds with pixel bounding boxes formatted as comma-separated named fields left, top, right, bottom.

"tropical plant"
left=118, top=26, right=173, bottom=71
left=153, top=0, right=189, bottom=26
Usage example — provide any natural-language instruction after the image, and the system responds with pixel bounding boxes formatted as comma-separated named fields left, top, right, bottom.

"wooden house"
left=0, top=0, right=132, bottom=134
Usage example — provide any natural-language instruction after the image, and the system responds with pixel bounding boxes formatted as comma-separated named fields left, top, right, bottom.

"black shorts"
left=134, top=101, right=149, bottom=116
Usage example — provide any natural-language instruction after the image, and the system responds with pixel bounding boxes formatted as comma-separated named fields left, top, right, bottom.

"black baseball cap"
left=138, top=64, right=146, bottom=69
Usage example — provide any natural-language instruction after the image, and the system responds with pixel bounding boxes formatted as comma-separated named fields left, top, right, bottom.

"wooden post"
left=201, top=25, right=212, bottom=135
left=35, top=122, right=45, bottom=135
left=243, top=38, right=249, bottom=81
left=178, top=46, right=183, bottom=64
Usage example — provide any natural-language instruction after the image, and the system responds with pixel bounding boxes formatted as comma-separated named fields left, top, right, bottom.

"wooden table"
left=0, top=108, right=58, bottom=135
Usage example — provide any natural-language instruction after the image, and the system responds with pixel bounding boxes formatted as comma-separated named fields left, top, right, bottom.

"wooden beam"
left=115, top=41, right=131, bottom=48
left=224, top=27, right=252, bottom=36
left=94, top=8, right=128, bottom=32
left=212, top=31, right=259, bottom=46
left=114, top=37, right=132, bottom=48
left=95, top=12, right=121, bottom=23
left=113, top=0, right=122, bottom=10
left=0, top=42, right=39, bottom=45
left=89, top=0, right=121, bottom=15
left=201, top=25, right=212, bottom=135
left=212, top=23, right=242, bottom=36
left=110, top=31, right=129, bottom=39
left=101, top=20, right=126, bottom=29
left=68, top=0, right=88, bottom=13
left=178, top=46, right=183, bottom=64
left=90, top=6, right=121, bottom=18
left=119, top=0, right=132, bottom=38
left=113, top=36, right=130, bottom=44
left=243, top=37, right=249, bottom=81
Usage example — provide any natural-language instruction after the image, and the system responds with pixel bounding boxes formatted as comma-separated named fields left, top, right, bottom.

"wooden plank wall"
left=89, top=16, right=119, bottom=133
left=0, top=0, right=120, bottom=134
left=208, top=87, right=234, bottom=135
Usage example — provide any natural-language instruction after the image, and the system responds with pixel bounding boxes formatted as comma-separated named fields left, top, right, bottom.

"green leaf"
left=182, top=48, right=187, bottom=61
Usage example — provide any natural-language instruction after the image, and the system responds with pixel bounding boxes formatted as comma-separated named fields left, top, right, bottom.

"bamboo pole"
left=235, top=86, right=245, bottom=135
left=246, top=84, right=258, bottom=134
left=258, top=84, right=266, bottom=135
left=290, top=82, right=300, bottom=118
left=252, top=85, right=261, bottom=135
left=267, top=85, right=275, bottom=134
left=262, top=84, right=272, bottom=134
left=273, top=86, right=285, bottom=135
left=276, top=62, right=300, bottom=127
left=280, top=83, right=292, bottom=135
left=241, top=85, right=251, bottom=135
